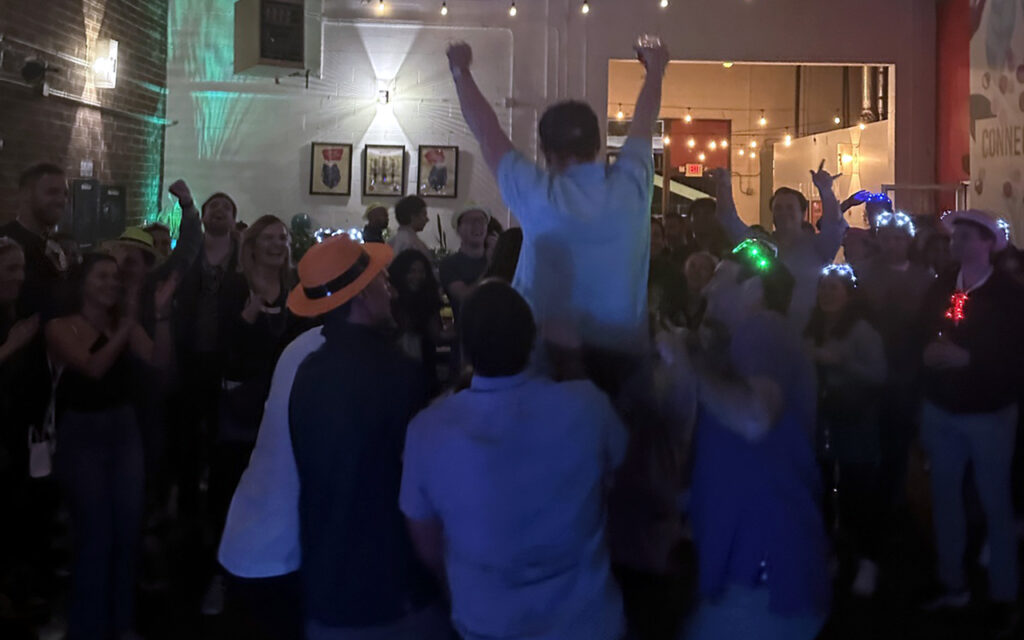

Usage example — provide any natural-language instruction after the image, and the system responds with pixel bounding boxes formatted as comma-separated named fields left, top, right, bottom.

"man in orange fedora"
left=285, top=235, right=448, bottom=639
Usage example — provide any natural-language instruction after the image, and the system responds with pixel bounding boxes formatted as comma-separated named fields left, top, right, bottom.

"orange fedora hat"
left=288, top=235, right=393, bottom=317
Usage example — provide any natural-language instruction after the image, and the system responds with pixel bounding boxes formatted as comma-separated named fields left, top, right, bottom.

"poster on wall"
left=363, top=145, right=406, bottom=197
left=969, top=0, right=1024, bottom=242
left=310, top=143, right=352, bottom=196
left=417, top=146, right=459, bottom=198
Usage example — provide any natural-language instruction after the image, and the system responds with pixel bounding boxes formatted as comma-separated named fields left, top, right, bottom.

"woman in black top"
left=204, top=215, right=308, bottom=620
left=388, top=249, right=443, bottom=396
left=45, top=253, right=177, bottom=640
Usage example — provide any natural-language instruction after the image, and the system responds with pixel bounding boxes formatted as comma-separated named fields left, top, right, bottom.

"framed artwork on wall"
left=309, top=142, right=353, bottom=196
left=362, top=145, right=406, bottom=197
left=417, top=145, right=459, bottom=198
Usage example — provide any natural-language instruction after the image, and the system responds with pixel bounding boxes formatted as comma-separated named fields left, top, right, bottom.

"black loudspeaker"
left=69, top=179, right=100, bottom=247
left=235, top=0, right=305, bottom=75
left=97, top=185, right=126, bottom=243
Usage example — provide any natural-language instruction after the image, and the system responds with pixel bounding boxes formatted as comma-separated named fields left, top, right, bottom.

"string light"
left=708, top=141, right=717, bottom=150
left=821, top=263, right=858, bottom=286
left=684, top=109, right=693, bottom=124
left=509, top=2, right=517, bottom=16
left=749, top=140, right=757, bottom=149
left=720, top=139, right=728, bottom=148
left=875, top=211, right=916, bottom=237
left=698, top=152, right=706, bottom=161
left=945, top=292, right=969, bottom=326
left=663, top=135, right=671, bottom=145
left=758, top=111, right=767, bottom=127
left=687, top=137, right=696, bottom=148
left=784, top=128, right=792, bottom=147
left=441, top=1, right=448, bottom=15
left=616, top=104, right=624, bottom=120
left=581, top=0, right=590, bottom=14
left=749, top=152, right=756, bottom=159
left=859, top=122, right=867, bottom=130
left=833, top=112, right=842, bottom=125
left=739, top=148, right=746, bottom=157
left=660, top=0, right=669, bottom=7
left=376, top=0, right=385, bottom=14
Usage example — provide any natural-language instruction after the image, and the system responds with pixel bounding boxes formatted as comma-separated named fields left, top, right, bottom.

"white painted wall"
left=165, top=0, right=938, bottom=245
left=773, top=120, right=895, bottom=229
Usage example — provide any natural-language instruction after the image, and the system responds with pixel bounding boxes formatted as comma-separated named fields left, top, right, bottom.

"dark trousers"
left=57, top=406, right=145, bottom=640
left=169, top=352, right=222, bottom=526
left=224, top=572, right=303, bottom=640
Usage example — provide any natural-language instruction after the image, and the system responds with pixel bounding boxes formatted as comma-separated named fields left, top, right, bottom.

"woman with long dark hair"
left=805, top=264, right=886, bottom=598
left=389, top=249, right=443, bottom=395
left=45, top=253, right=177, bottom=640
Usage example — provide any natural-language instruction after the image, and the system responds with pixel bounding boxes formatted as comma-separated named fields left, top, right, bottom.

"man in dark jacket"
left=286, top=235, right=446, bottom=639
left=919, top=210, right=1024, bottom=625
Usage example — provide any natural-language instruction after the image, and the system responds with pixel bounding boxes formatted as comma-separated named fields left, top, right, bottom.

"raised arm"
left=156, top=179, right=203, bottom=279
left=46, top=318, right=133, bottom=380
left=447, top=43, right=514, bottom=176
left=708, top=167, right=750, bottom=244
left=627, top=43, right=669, bottom=141
left=810, top=160, right=847, bottom=262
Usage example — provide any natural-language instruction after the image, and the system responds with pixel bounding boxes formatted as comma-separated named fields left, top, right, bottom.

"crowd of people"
left=1, top=37, right=1024, bottom=640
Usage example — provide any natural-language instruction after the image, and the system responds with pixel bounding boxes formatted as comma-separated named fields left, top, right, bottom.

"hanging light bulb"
left=698, top=152, right=706, bottom=162
left=581, top=0, right=590, bottom=14
left=708, top=141, right=717, bottom=150
left=784, top=128, right=792, bottom=147
left=616, top=104, right=624, bottom=120
left=660, top=0, right=669, bottom=7
left=739, top=148, right=746, bottom=157
left=687, top=137, right=696, bottom=148
left=720, top=139, right=728, bottom=148
left=684, top=109, right=693, bottom=124
left=662, top=135, right=671, bottom=145
left=509, top=2, right=517, bottom=16
left=758, top=111, right=767, bottom=127
left=749, top=151, right=757, bottom=159
left=376, top=0, right=385, bottom=13
left=440, top=1, right=448, bottom=15
left=749, top=140, right=758, bottom=149
left=859, top=122, right=867, bottom=130
left=833, top=112, right=842, bottom=125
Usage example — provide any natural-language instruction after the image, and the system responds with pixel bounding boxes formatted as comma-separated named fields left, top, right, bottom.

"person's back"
left=499, top=137, right=654, bottom=349
left=402, top=376, right=626, bottom=639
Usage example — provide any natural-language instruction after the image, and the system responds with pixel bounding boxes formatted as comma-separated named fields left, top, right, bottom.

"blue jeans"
left=57, top=406, right=145, bottom=640
left=682, top=585, right=825, bottom=640
left=921, top=401, right=1019, bottom=601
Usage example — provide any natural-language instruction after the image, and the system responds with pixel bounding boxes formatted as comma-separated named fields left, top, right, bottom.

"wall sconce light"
left=92, top=38, right=118, bottom=89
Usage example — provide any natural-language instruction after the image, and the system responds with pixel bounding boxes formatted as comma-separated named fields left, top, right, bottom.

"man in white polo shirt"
left=446, top=39, right=668, bottom=359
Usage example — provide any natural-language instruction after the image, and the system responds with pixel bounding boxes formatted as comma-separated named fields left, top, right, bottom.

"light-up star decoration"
left=944, top=292, right=969, bottom=326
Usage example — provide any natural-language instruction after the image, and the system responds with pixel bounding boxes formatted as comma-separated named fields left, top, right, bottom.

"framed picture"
left=362, top=145, right=407, bottom=197
left=309, top=143, right=353, bottom=196
left=417, top=145, right=459, bottom=198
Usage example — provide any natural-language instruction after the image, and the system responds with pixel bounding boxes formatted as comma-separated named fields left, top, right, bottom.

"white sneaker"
left=200, top=574, right=226, bottom=616
left=922, top=590, right=970, bottom=611
left=851, top=558, right=879, bottom=598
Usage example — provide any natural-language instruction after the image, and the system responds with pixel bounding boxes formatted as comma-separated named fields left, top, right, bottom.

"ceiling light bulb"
left=509, top=2, right=517, bottom=16
left=749, top=140, right=757, bottom=149
left=660, top=0, right=669, bottom=7
left=581, top=1, right=590, bottom=14
left=749, top=152, right=756, bottom=159
left=698, top=152, right=706, bottom=162
left=739, top=148, right=746, bottom=156
left=687, top=138, right=696, bottom=148
left=616, top=106, right=624, bottom=120
left=720, top=139, right=728, bottom=148
left=709, top=141, right=717, bottom=150
left=759, top=111, right=767, bottom=127
left=441, top=2, right=448, bottom=15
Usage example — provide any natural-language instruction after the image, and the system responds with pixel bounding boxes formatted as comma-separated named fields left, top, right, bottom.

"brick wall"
left=0, top=0, right=170, bottom=226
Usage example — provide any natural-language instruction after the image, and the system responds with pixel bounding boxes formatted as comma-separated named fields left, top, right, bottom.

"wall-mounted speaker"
left=235, top=0, right=305, bottom=75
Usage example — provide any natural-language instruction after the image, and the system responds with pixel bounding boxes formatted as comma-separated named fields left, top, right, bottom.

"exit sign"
left=684, top=163, right=704, bottom=177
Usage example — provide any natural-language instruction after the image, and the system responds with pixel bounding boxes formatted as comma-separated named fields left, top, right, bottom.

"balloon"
left=291, top=213, right=312, bottom=234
